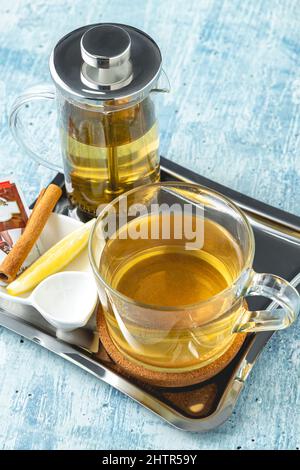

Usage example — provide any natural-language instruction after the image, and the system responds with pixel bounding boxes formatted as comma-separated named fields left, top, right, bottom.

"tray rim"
left=160, top=156, right=300, bottom=232
left=1, top=157, right=299, bottom=432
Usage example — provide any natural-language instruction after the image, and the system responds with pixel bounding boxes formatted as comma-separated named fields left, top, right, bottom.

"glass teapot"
left=9, top=24, right=169, bottom=217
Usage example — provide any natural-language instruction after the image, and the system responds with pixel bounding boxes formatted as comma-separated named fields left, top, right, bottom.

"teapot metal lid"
left=49, top=23, right=162, bottom=103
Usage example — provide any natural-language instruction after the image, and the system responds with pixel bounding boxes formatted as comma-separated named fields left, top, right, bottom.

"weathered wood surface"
left=0, top=0, right=299, bottom=450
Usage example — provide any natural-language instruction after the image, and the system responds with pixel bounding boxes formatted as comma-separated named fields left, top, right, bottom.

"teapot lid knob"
left=81, top=25, right=131, bottom=68
left=80, top=25, right=133, bottom=90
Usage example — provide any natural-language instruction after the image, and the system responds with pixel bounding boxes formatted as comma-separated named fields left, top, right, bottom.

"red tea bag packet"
left=0, top=179, right=41, bottom=284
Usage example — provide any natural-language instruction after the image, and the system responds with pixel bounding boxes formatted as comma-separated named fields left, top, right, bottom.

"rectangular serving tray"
left=0, top=156, right=299, bottom=432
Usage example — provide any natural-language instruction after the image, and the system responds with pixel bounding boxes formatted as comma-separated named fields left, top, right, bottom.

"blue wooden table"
left=0, top=0, right=299, bottom=450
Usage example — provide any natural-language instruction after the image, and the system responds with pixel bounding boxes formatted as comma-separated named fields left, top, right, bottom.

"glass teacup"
left=89, top=183, right=300, bottom=372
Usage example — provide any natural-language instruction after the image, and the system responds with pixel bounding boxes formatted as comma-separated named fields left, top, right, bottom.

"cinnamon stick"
left=29, top=188, right=46, bottom=219
left=0, top=184, right=62, bottom=283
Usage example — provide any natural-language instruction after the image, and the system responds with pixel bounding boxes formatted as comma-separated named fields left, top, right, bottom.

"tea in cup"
left=89, top=183, right=300, bottom=372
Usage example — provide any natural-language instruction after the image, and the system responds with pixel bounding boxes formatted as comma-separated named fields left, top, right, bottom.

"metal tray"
left=0, top=156, right=299, bottom=432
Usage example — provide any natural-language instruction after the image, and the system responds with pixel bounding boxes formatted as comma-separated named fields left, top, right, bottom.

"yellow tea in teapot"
left=60, top=96, right=160, bottom=216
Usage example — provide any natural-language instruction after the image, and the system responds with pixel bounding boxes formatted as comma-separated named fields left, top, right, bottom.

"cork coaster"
left=97, top=308, right=246, bottom=388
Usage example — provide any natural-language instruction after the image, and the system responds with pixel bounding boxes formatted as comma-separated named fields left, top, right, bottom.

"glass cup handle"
left=9, top=84, right=63, bottom=172
left=234, top=271, right=300, bottom=333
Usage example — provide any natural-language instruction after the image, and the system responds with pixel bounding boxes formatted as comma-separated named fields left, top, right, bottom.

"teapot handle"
left=151, top=69, right=171, bottom=94
left=9, top=85, right=63, bottom=173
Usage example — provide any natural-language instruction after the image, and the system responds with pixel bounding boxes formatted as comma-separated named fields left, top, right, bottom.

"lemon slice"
left=7, top=218, right=95, bottom=296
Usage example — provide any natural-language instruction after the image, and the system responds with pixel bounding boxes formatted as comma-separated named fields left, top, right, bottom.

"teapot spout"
left=151, top=69, right=171, bottom=93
